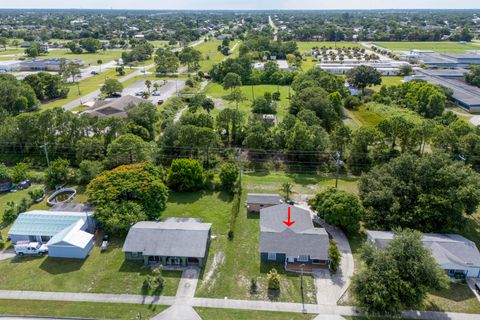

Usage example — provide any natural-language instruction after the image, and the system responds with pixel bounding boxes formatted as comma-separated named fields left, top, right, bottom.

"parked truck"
left=14, top=242, right=48, bottom=256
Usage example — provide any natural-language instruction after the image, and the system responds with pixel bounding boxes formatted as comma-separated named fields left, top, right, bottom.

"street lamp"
left=300, top=263, right=306, bottom=314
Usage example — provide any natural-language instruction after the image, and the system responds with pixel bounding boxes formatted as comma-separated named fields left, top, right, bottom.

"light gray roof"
left=122, top=218, right=212, bottom=258
left=366, top=230, right=480, bottom=268
left=247, top=193, right=282, bottom=205
left=84, top=95, right=145, bottom=119
left=260, top=204, right=329, bottom=260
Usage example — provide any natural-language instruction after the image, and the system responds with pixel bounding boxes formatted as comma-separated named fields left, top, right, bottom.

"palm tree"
left=145, top=80, right=152, bottom=94
left=281, top=182, right=293, bottom=201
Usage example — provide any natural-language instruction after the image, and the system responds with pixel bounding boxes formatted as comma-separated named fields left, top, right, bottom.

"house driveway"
left=467, top=278, right=480, bottom=303
left=297, top=203, right=355, bottom=305
left=0, top=249, right=15, bottom=261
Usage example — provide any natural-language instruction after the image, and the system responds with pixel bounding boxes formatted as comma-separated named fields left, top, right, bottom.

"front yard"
left=0, top=237, right=181, bottom=296
left=195, top=308, right=315, bottom=320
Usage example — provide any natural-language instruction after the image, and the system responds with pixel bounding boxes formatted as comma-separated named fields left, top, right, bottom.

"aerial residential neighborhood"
left=2, top=2, right=480, bottom=320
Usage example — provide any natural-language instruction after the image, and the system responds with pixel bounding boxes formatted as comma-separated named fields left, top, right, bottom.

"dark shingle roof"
left=85, top=95, right=145, bottom=118
left=246, top=193, right=282, bottom=205
left=260, top=204, right=329, bottom=260
left=122, top=218, right=211, bottom=258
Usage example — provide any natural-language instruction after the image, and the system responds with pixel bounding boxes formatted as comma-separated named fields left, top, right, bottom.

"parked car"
left=157, top=99, right=165, bottom=105
left=16, top=179, right=31, bottom=190
left=285, top=199, right=295, bottom=205
left=14, top=242, right=48, bottom=256
left=135, top=91, right=144, bottom=96
left=152, top=92, right=161, bottom=96
left=90, top=71, right=98, bottom=75
left=109, top=93, right=122, bottom=98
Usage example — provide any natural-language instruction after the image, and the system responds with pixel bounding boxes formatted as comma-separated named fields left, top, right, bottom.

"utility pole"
left=40, top=143, right=50, bottom=172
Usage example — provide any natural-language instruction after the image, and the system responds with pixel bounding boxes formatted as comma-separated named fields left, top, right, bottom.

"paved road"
left=268, top=16, right=278, bottom=41
left=0, top=290, right=479, bottom=320
left=61, top=64, right=154, bottom=110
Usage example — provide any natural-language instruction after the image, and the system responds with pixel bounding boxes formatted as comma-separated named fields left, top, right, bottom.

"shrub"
left=167, top=158, right=205, bottom=192
left=344, top=95, right=361, bottom=110
left=78, top=160, right=103, bottom=184
left=272, top=91, right=281, bottom=101
left=329, top=240, right=341, bottom=274
left=267, top=268, right=281, bottom=291
left=45, top=158, right=72, bottom=189
left=219, top=162, right=239, bottom=192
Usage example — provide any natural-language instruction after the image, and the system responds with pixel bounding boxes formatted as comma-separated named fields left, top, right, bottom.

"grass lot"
left=0, top=184, right=44, bottom=218
left=349, top=105, right=386, bottom=127
left=204, top=83, right=291, bottom=120
left=195, top=308, right=315, bottom=320
left=0, top=300, right=166, bottom=319
left=0, top=236, right=181, bottom=296
left=425, top=282, right=480, bottom=314
left=41, top=67, right=135, bottom=110
left=196, top=39, right=240, bottom=72
left=371, top=76, right=403, bottom=91
left=373, top=41, right=480, bottom=53
left=297, top=41, right=361, bottom=53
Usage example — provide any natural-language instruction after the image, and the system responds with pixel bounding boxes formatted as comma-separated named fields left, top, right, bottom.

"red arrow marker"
left=283, top=206, right=296, bottom=227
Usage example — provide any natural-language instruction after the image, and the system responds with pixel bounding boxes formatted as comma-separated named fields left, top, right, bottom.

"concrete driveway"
left=176, top=267, right=199, bottom=299
left=0, top=249, right=15, bottom=261
left=467, top=278, right=480, bottom=303
left=297, top=203, right=355, bottom=305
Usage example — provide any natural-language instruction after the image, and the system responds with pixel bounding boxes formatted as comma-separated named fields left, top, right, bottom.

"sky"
left=2, top=0, right=479, bottom=10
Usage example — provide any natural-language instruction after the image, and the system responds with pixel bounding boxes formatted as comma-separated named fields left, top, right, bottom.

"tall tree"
left=346, top=65, right=382, bottom=95
left=154, top=48, right=179, bottom=74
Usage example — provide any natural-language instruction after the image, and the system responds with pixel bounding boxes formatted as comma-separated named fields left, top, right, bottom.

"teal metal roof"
left=8, top=210, right=89, bottom=237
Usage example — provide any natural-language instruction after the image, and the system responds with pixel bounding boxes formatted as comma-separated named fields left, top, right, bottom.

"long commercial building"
left=317, top=62, right=408, bottom=76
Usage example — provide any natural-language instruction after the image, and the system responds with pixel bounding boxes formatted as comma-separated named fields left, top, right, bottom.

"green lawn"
left=196, top=39, right=240, bottom=72
left=424, top=282, right=480, bottom=314
left=204, top=83, right=292, bottom=120
left=244, top=172, right=359, bottom=197
left=371, top=76, right=403, bottom=91
left=0, top=237, right=181, bottom=296
left=0, top=184, right=44, bottom=217
left=349, top=105, right=386, bottom=127
left=0, top=300, right=166, bottom=319
left=373, top=41, right=480, bottom=53
left=195, top=308, right=315, bottom=320
left=41, top=67, right=135, bottom=110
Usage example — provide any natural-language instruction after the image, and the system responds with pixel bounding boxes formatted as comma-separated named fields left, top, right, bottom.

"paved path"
left=467, top=278, right=480, bottom=303
left=0, top=290, right=480, bottom=320
left=297, top=203, right=355, bottom=305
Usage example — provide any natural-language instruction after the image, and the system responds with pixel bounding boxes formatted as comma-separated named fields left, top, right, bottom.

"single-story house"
left=246, top=193, right=283, bottom=213
left=83, top=95, right=145, bottom=119
left=260, top=204, right=330, bottom=270
left=123, top=218, right=212, bottom=267
left=366, top=230, right=480, bottom=278
left=0, top=60, right=21, bottom=73
left=19, top=58, right=83, bottom=72
left=8, top=209, right=95, bottom=259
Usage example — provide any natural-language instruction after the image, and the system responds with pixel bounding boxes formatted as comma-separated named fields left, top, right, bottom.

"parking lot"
left=122, top=78, right=186, bottom=104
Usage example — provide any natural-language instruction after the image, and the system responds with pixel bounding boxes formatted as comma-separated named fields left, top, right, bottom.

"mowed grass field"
left=0, top=300, right=167, bottom=319
left=196, top=39, right=241, bottom=72
left=0, top=236, right=182, bottom=296
left=195, top=308, right=316, bottom=320
left=373, top=41, right=480, bottom=53
left=44, top=49, right=123, bottom=66
left=205, top=83, right=291, bottom=120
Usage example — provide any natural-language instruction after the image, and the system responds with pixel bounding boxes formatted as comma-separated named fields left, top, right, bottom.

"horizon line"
left=2, top=7, right=480, bottom=11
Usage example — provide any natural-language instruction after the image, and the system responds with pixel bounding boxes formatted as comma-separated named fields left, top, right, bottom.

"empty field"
left=373, top=41, right=480, bottom=53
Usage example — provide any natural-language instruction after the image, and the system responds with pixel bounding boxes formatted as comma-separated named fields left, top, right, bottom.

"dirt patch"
left=199, top=251, right=224, bottom=291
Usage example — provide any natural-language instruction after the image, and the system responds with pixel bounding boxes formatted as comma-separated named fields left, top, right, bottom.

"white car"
left=14, top=242, right=48, bottom=256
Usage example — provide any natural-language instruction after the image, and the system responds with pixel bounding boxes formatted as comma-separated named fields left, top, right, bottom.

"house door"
left=287, top=256, right=295, bottom=263
left=155, top=256, right=160, bottom=262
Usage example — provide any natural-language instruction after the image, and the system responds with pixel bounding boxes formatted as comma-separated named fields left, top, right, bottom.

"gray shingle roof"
left=366, top=230, right=480, bottom=268
left=122, top=218, right=212, bottom=258
left=260, top=204, right=329, bottom=260
left=84, top=95, right=145, bottom=119
left=246, top=193, right=282, bottom=205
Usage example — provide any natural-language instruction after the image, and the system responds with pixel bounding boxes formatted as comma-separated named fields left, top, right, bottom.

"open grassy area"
left=0, top=299, right=166, bottom=319
left=0, top=236, right=182, bottom=296
left=373, top=41, right=480, bottom=53
left=0, top=184, right=44, bottom=217
left=371, top=76, right=403, bottom=91
left=41, top=67, right=135, bottom=110
left=196, top=39, right=240, bottom=72
left=195, top=308, right=315, bottom=320
left=204, top=83, right=291, bottom=120
left=424, top=282, right=480, bottom=314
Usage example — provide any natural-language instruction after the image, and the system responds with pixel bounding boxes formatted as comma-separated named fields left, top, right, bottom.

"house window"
left=267, top=252, right=277, bottom=261
left=131, top=252, right=138, bottom=257
left=298, top=255, right=309, bottom=262
left=41, top=236, right=50, bottom=243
